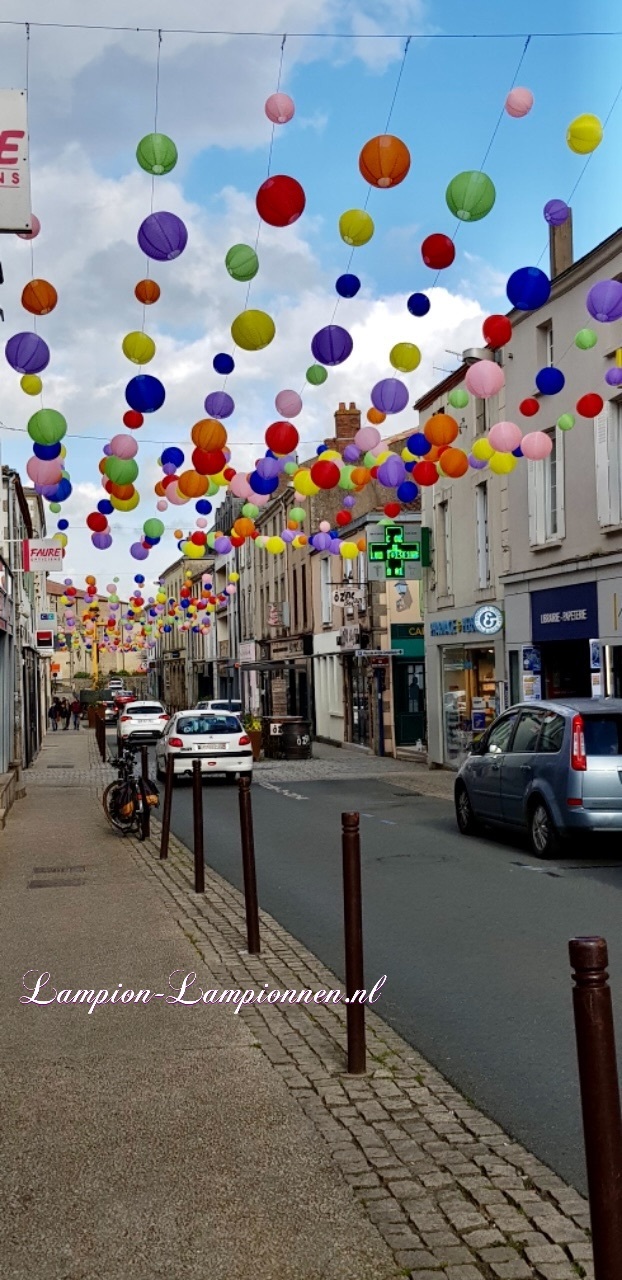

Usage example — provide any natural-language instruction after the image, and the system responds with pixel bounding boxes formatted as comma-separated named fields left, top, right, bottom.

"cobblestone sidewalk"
left=87, top=725, right=594, bottom=1280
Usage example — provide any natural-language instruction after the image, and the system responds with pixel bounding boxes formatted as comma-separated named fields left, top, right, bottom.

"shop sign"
left=37, top=611, right=57, bottom=632
left=339, top=624, right=359, bottom=649
left=522, top=646, right=541, bottom=702
left=332, top=585, right=365, bottom=608
left=368, top=524, right=422, bottom=581
left=36, top=629, right=54, bottom=655
left=391, top=622, right=424, bottom=658
left=429, top=607, right=503, bottom=638
left=270, top=637, right=304, bottom=659
left=22, top=539, right=64, bottom=571
left=473, top=605, right=503, bottom=636
left=239, top=640, right=256, bottom=664
left=0, top=91, right=32, bottom=232
left=355, top=648, right=404, bottom=658
left=531, top=581, right=598, bottom=642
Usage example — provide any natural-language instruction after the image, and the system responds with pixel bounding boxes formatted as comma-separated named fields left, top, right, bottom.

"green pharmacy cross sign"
left=368, top=524, right=423, bottom=579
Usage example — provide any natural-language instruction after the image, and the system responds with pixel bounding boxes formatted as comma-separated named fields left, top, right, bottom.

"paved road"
left=124, top=735, right=622, bottom=1193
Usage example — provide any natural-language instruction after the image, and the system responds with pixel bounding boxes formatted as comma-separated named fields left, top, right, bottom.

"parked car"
left=454, top=698, right=622, bottom=857
left=97, top=693, right=118, bottom=724
left=117, top=700, right=169, bottom=747
left=113, top=689, right=136, bottom=712
left=107, top=677, right=124, bottom=690
left=155, top=710, right=252, bottom=784
left=195, top=698, right=243, bottom=716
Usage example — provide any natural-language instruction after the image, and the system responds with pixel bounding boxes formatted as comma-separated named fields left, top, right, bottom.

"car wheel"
left=529, top=798, right=560, bottom=859
left=225, top=773, right=237, bottom=785
left=455, top=783, right=479, bottom=836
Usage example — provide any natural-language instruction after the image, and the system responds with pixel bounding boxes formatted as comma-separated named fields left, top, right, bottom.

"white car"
left=117, top=700, right=169, bottom=747
left=107, top=678, right=124, bottom=690
left=195, top=698, right=243, bottom=716
left=155, top=710, right=253, bottom=784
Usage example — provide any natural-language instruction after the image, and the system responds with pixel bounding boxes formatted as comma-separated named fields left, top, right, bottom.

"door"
left=393, top=660, right=426, bottom=746
left=500, top=707, right=545, bottom=825
left=469, top=710, right=519, bottom=819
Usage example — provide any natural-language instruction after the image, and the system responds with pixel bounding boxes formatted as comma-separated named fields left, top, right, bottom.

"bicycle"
left=102, top=744, right=148, bottom=839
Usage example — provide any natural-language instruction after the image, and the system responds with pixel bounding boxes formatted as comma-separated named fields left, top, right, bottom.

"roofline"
left=413, top=363, right=468, bottom=413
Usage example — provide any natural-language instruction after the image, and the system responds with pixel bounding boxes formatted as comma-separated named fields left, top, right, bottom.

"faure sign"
left=0, top=91, right=32, bottom=232
left=22, top=540, right=64, bottom=571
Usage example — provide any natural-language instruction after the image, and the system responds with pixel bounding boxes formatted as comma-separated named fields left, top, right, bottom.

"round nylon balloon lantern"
left=557, top=413, right=575, bottom=430
left=336, top=273, right=361, bottom=298
left=225, top=244, right=259, bottom=282
left=483, top=314, right=512, bottom=348
left=204, top=391, right=234, bottom=419
left=446, top=170, right=495, bottom=222
left=439, top=447, right=468, bottom=478
left=586, top=280, right=622, bottom=324
left=136, top=133, right=178, bottom=175
left=6, top=332, right=50, bottom=374
left=505, top=86, right=534, bottom=117
left=123, top=410, right=144, bottom=429
left=311, top=325, right=353, bottom=366
left=358, top=134, right=410, bottom=188
left=178, top=470, right=209, bottom=499
left=488, top=421, right=522, bottom=453
left=137, top=211, right=188, bottom=261
left=135, top=278, right=161, bottom=304
left=310, top=459, right=340, bottom=489
left=355, top=426, right=380, bottom=451
left=506, top=266, right=551, bottom=311
left=214, top=352, right=234, bottom=375
left=265, top=92, right=295, bottom=124
left=567, top=114, right=603, bottom=154
left=256, top=174, right=305, bottom=227
left=390, top=342, right=421, bottom=373
left=366, top=409, right=385, bottom=427
left=265, top=420, right=299, bottom=454
left=143, top=517, right=165, bottom=539
left=130, top=543, right=149, bottom=561
left=575, top=328, right=598, bottom=350
left=544, top=199, right=570, bottom=227
left=421, top=234, right=455, bottom=270
left=27, top=408, right=67, bottom=444
left=521, top=431, right=553, bottom=460
left=105, top=456, right=139, bottom=485
left=606, top=368, right=622, bottom=387
left=192, top=447, right=226, bottom=475
left=162, top=445, right=185, bottom=468
left=126, top=374, right=165, bottom=413
left=231, top=309, right=275, bottom=351
left=86, top=512, right=108, bottom=533
left=472, top=438, right=494, bottom=462
left=92, top=532, right=113, bottom=551
left=413, top=460, right=438, bottom=487
left=371, top=378, right=408, bottom=414
left=423, top=413, right=459, bottom=446
left=465, top=361, right=505, bottom=398
left=407, top=292, right=430, bottom=317
left=33, top=440, right=61, bottom=460
left=275, top=389, right=302, bottom=418
left=306, top=364, right=328, bottom=385
left=489, top=452, right=517, bottom=476
left=448, top=388, right=469, bottom=410
left=406, top=432, right=431, bottom=456
left=21, top=279, right=57, bottom=316
left=17, top=214, right=40, bottom=239
left=122, top=331, right=156, bottom=364
left=535, top=366, right=565, bottom=395
left=191, top=418, right=227, bottom=451
left=109, top=433, right=138, bottom=459
left=339, top=209, right=374, bottom=246
left=20, top=374, right=42, bottom=396
left=377, top=455, right=406, bottom=487
left=576, top=393, right=604, bottom=418
left=520, top=398, right=540, bottom=417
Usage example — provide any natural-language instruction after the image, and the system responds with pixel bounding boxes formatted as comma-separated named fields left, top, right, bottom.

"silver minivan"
left=455, top=698, right=622, bottom=857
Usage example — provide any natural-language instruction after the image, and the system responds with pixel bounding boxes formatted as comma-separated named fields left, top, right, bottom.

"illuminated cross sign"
left=368, top=525, right=421, bottom=579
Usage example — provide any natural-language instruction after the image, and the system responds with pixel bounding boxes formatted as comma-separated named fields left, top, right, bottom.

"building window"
left=544, top=429, right=558, bottom=539
left=476, top=482, right=490, bottom=587
left=528, top=426, right=565, bottom=546
left=320, top=556, right=332, bottom=626
left=595, top=400, right=622, bottom=527
left=301, top=563, right=308, bottom=630
left=292, top=567, right=298, bottom=631
left=436, top=498, right=452, bottom=596
left=537, top=320, right=554, bottom=368
left=474, top=398, right=487, bottom=435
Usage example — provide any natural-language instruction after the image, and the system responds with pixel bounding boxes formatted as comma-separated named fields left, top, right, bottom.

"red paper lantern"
left=421, top=233, right=455, bottom=270
left=191, top=531, right=207, bottom=546
left=192, top=446, right=226, bottom=475
left=384, top=502, right=401, bottom=518
left=123, top=410, right=144, bottom=429
left=336, top=510, right=352, bottom=526
left=162, top=474, right=179, bottom=491
left=519, top=397, right=540, bottom=417
left=576, top=393, right=604, bottom=418
left=230, top=534, right=245, bottom=547
left=256, top=175, right=306, bottom=227
left=223, top=467, right=236, bottom=481
left=265, top=420, right=300, bottom=455
left=483, top=314, right=513, bottom=347
left=412, top=460, right=439, bottom=487
left=310, top=459, right=340, bottom=489
left=86, top=512, right=108, bottom=533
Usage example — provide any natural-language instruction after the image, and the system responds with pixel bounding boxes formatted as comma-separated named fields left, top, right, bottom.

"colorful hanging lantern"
left=338, top=209, right=374, bottom=246
left=421, top=234, right=455, bottom=269
left=566, top=114, right=603, bottom=154
left=122, top=331, right=156, bottom=364
left=21, top=279, right=58, bottom=316
left=137, top=211, right=188, bottom=261
left=265, top=92, right=295, bottom=124
left=358, top=134, right=410, bottom=188
left=125, top=374, right=165, bottom=413
left=136, top=133, right=178, bottom=175
left=256, top=175, right=305, bottom=227
left=311, top=325, right=353, bottom=366
left=506, top=267, right=551, bottom=311
left=225, top=244, right=259, bottom=281
left=5, top=332, right=50, bottom=374
left=135, top=279, right=161, bottom=304
left=231, top=309, right=275, bottom=351
left=446, top=171, right=496, bottom=222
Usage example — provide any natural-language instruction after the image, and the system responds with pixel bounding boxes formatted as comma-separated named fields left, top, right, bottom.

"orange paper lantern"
left=351, top=466, right=372, bottom=487
left=191, top=418, right=227, bottom=451
left=177, top=470, right=208, bottom=498
left=367, top=407, right=386, bottom=425
left=233, top=517, right=255, bottom=538
left=423, top=413, right=459, bottom=446
left=438, top=447, right=468, bottom=478
left=359, top=134, right=411, bottom=189
left=135, top=279, right=161, bottom=304
left=21, top=278, right=58, bottom=316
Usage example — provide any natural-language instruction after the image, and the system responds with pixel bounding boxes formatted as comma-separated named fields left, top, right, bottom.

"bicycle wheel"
left=102, top=782, right=137, bottom=835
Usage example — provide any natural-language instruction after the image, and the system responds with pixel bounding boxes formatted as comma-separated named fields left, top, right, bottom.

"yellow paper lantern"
left=293, top=469, right=320, bottom=497
left=231, top=309, right=275, bottom=351
left=21, top=374, right=42, bottom=395
left=339, top=208, right=375, bottom=247
left=566, top=113, right=603, bottom=155
left=229, top=571, right=240, bottom=582
left=340, top=541, right=359, bottom=559
left=401, top=447, right=416, bottom=462
left=390, top=342, right=421, bottom=373
left=488, top=451, right=517, bottom=475
left=122, top=331, right=156, bottom=364
left=471, top=438, right=494, bottom=462
left=266, top=536, right=286, bottom=554
left=110, top=491, right=140, bottom=511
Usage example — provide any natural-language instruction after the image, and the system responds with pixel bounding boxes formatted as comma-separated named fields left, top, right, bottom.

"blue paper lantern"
left=125, top=374, right=166, bottom=413
left=506, top=267, right=551, bottom=312
left=57, top=518, right=69, bottom=530
left=33, top=441, right=62, bottom=460
left=249, top=470, right=279, bottom=495
left=98, top=499, right=114, bottom=515
left=407, top=292, right=431, bottom=317
left=512, top=446, right=523, bottom=458
left=535, top=366, right=565, bottom=395
left=196, top=499, right=212, bottom=514
left=407, top=432, right=432, bottom=456
left=336, top=273, right=361, bottom=298
left=161, top=445, right=184, bottom=468
left=396, top=480, right=419, bottom=503
left=213, top=353, right=234, bottom=374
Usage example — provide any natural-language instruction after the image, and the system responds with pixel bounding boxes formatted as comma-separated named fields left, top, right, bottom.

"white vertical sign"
left=0, top=90, right=31, bottom=233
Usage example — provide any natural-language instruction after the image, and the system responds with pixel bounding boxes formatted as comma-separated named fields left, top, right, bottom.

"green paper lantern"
left=104, top=456, right=139, bottom=485
left=284, top=461, right=298, bottom=475
left=338, top=465, right=357, bottom=490
left=207, top=480, right=219, bottom=497
left=226, top=244, right=259, bottom=282
left=289, top=506, right=305, bottom=522
left=231, top=309, right=275, bottom=351
left=446, top=170, right=496, bottom=222
left=557, top=413, right=575, bottom=431
left=143, top=517, right=165, bottom=538
left=27, top=407, right=67, bottom=445
left=49, top=502, right=61, bottom=513
left=242, top=502, right=260, bottom=518
left=448, top=388, right=469, bottom=409
left=136, top=133, right=178, bottom=176
left=306, top=363, right=328, bottom=385
left=575, top=328, right=598, bottom=350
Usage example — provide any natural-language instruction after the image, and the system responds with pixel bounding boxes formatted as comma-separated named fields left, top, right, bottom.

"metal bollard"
left=342, top=812, right=366, bottom=1074
left=238, top=774, right=260, bottom=954
left=140, top=745, right=150, bottom=841
left=192, top=759, right=205, bottom=894
left=569, top=936, right=622, bottom=1280
left=159, top=755, right=174, bottom=860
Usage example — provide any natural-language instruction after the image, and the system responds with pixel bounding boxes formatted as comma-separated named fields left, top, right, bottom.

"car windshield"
left=177, top=715, right=240, bottom=735
left=127, top=705, right=163, bottom=716
left=583, top=715, right=622, bottom=756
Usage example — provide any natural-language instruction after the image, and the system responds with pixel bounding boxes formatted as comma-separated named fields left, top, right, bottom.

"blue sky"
left=0, top=0, right=620, bottom=586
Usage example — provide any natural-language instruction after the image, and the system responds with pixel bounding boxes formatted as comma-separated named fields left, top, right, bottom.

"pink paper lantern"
left=521, top=430, right=553, bottom=460
left=505, top=87, right=534, bottom=118
left=275, top=388, right=303, bottom=418
left=265, top=93, right=295, bottom=125
left=229, top=472, right=253, bottom=499
left=488, top=420, right=522, bottom=453
left=26, top=456, right=62, bottom=485
left=156, top=499, right=168, bottom=511
left=465, top=360, right=505, bottom=398
left=17, top=214, right=41, bottom=240
left=354, top=426, right=381, bottom=451
left=109, top=433, right=138, bottom=459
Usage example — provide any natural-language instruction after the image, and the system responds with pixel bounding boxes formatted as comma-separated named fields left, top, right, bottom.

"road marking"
left=380, top=819, right=397, bottom=825
left=257, top=780, right=308, bottom=801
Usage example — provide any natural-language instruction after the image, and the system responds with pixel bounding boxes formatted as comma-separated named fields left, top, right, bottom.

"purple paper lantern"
left=214, top=536, right=232, bottom=554
left=543, top=199, right=570, bottom=227
left=311, top=325, right=353, bottom=366
left=137, top=211, right=188, bottom=261
left=343, top=444, right=360, bottom=463
left=605, top=367, right=622, bottom=387
left=313, top=532, right=332, bottom=551
left=343, top=495, right=356, bottom=508
left=281, top=529, right=296, bottom=543
left=204, top=391, right=234, bottom=419
left=586, top=280, right=622, bottom=324
left=256, top=456, right=282, bottom=479
left=329, top=539, right=342, bottom=555
left=130, top=542, right=149, bottom=560
left=5, top=331, right=50, bottom=374
left=92, top=532, right=113, bottom=550
left=377, top=455, right=406, bottom=487
left=468, top=454, right=488, bottom=470
left=371, top=378, right=409, bottom=414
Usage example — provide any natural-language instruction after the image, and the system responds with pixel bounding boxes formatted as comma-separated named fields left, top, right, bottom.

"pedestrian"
left=71, top=696, right=81, bottom=730
left=60, top=698, right=70, bottom=731
left=48, top=702, right=59, bottom=732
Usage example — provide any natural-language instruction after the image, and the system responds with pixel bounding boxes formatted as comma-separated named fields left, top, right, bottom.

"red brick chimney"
left=329, top=402, right=361, bottom=454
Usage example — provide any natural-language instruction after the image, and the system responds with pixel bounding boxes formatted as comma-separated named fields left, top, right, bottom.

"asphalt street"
left=121, top=734, right=622, bottom=1194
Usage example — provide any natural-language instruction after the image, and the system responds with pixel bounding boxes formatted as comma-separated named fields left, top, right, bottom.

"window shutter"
left=595, top=409, right=612, bottom=527
left=555, top=426, right=566, bottom=541
left=528, top=459, right=545, bottom=546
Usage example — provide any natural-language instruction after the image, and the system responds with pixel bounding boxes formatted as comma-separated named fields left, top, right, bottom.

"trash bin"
left=262, top=716, right=312, bottom=760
